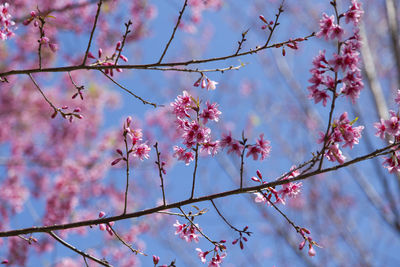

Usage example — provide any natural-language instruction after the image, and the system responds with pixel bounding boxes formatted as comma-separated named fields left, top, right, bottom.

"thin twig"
left=154, top=143, right=166, bottom=206
left=123, top=136, right=130, bottom=215
left=107, top=224, right=147, bottom=256
left=158, top=0, right=188, bottom=63
left=100, top=70, right=159, bottom=107
left=49, top=231, right=112, bottom=267
left=190, top=143, right=199, bottom=199
left=82, top=0, right=103, bottom=65
left=210, top=200, right=241, bottom=233
left=114, top=20, right=132, bottom=65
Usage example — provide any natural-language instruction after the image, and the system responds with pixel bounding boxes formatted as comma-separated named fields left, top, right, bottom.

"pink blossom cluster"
left=252, top=167, right=302, bottom=205
left=220, top=132, right=271, bottom=161
left=0, top=3, right=15, bottom=40
left=111, top=117, right=151, bottom=165
left=374, top=90, right=400, bottom=173
left=196, top=243, right=227, bottom=267
left=173, top=220, right=201, bottom=243
left=87, top=41, right=129, bottom=76
left=317, top=112, right=363, bottom=164
left=193, top=75, right=218, bottom=91
left=309, top=0, right=364, bottom=105
left=171, top=91, right=220, bottom=165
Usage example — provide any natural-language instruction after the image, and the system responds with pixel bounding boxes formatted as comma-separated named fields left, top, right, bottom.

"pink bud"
left=99, top=211, right=106, bottom=218
left=256, top=170, right=262, bottom=179
left=49, top=43, right=58, bottom=53
left=298, top=240, right=306, bottom=250
left=98, top=48, right=103, bottom=58
left=126, top=116, right=132, bottom=126
left=51, top=110, right=58, bottom=119
left=72, top=93, right=78, bottom=99
left=308, top=245, right=316, bottom=257
left=153, top=255, right=160, bottom=265
left=261, top=25, right=267, bottom=30
left=23, top=19, right=31, bottom=26
left=302, top=228, right=311, bottom=234
left=73, top=108, right=81, bottom=113
left=232, top=239, right=238, bottom=245
left=99, top=224, right=106, bottom=231
left=116, top=149, right=123, bottom=155
left=240, top=240, right=244, bottom=249
left=1, top=259, right=9, bottom=264
left=30, top=11, right=36, bottom=17
left=251, top=176, right=259, bottom=182
left=116, top=41, right=121, bottom=50
left=259, top=15, right=268, bottom=24
left=119, top=55, right=128, bottom=62
left=116, top=68, right=123, bottom=72
left=87, top=52, right=96, bottom=59
left=33, top=20, right=39, bottom=27
left=243, top=237, right=248, bottom=242
left=111, top=158, right=122, bottom=166
left=201, top=78, right=206, bottom=88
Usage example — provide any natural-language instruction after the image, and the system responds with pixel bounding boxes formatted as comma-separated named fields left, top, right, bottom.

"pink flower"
left=383, top=152, right=400, bottom=173
left=133, top=143, right=151, bottom=160
left=206, top=78, right=218, bottom=91
left=345, top=0, right=363, bottom=26
left=196, top=248, right=208, bottom=263
left=256, top=133, right=271, bottom=160
left=246, top=145, right=261, bottom=160
left=173, top=146, right=194, bottom=165
left=374, top=119, right=386, bottom=139
left=384, top=116, right=400, bottom=136
left=308, top=245, right=316, bottom=257
left=200, top=101, right=221, bottom=123
left=316, top=13, right=335, bottom=40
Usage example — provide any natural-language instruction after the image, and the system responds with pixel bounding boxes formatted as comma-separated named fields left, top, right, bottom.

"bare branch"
left=158, top=0, right=188, bottom=63
left=49, top=231, right=112, bottom=267
left=82, top=0, right=103, bottom=65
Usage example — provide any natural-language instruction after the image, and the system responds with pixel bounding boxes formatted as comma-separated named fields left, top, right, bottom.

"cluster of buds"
left=51, top=106, right=83, bottom=122
left=193, top=74, right=218, bottom=91
left=87, top=41, right=129, bottom=76
left=111, top=117, right=151, bottom=165
left=298, top=227, right=321, bottom=257
left=231, top=226, right=251, bottom=250
left=98, top=211, right=114, bottom=236
left=24, top=10, right=58, bottom=52
left=259, top=15, right=274, bottom=31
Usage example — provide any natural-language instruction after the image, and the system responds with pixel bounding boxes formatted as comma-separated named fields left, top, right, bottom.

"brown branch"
left=49, top=231, right=112, bottom=267
left=82, top=0, right=103, bottom=65
left=0, top=33, right=315, bottom=77
left=154, top=142, right=166, bottom=206
left=1, top=143, right=397, bottom=238
left=158, top=0, right=188, bottom=63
